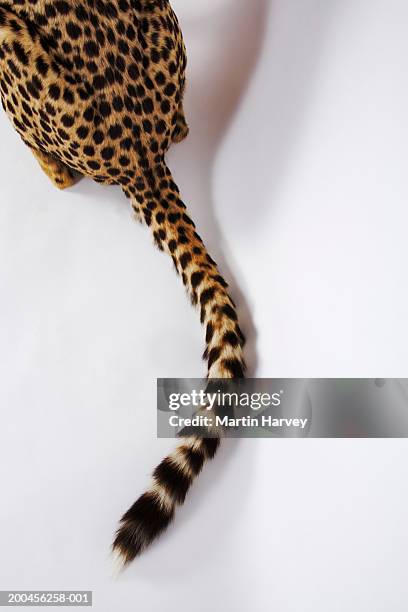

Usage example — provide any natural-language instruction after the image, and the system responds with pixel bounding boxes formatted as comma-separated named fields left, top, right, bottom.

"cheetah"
left=0, top=0, right=246, bottom=567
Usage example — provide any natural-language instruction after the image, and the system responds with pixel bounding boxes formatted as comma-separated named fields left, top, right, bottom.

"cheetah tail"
left=112, top=163, right=246, bottom=568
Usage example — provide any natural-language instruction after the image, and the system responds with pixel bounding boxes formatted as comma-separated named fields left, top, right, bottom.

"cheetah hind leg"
left=172, top=104, right=189, bottom=144
left=31, top=149, right=78, bottom=190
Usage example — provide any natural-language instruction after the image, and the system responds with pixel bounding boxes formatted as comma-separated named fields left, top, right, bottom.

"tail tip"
left=111, top=491, right=175, bottom=569
left=111, top=519, right=144, bottom=572
left=111, top=545, right=128, bottom=578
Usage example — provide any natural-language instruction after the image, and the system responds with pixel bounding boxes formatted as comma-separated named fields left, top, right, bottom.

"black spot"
left=61, top=114, right=74, bottom=128
left=155, top=71, right=166, bottom=86
left=213, top=275, right=228, bottom=288
left=107, top=167, right=121, bottom=177
left=179, top=252, right=192, bottom=270
left=57, top=128, right=70, bottom=140
left=222, top=304, right=238, bottom=322
left=142, top=97, right=154, bottom=114
left=119, top=156, right=130, bottom=167
left=35, top=57, right=49, bottom=77
left=54, top=1, right=71, bottom=15
left=87, top=159, right=101, bottom=170
left=93, top=130, right=104, bottom=144
left=63, top=88, right=75, bottom=104
left=76, top=126, right=89, bottom=139
left=191, top=272, right=204, bottom=289
left=206, top=322, right=214, bottom=344
left=93, top=75, right=106, bottom=90
left=83, top=106, right=94, bottom=122
left=101, top=147, right=114, bottom=160
left=66, top=22, right=81, bottom=40
left=99, top=101, right=111, bottom=117
left=112, top=96, right=124, bottom=111
left=48, top=84, right=60, bottom=100
left=108, top=124, right=123, bottom=139
left=164, top=83, right=176, bottom=97
left=161, top=100, right=171, bottom=114
left=168, top=240, right=177, bottom=253
left=200, top=287, right=216, bottom=307
left=13, top=41, right=29, bottom=66
left=223, top=331, right=239, bottom=347
left=222, top=358, right=245, bottom=378
left=208, top=347, right=221, bottom=369
left=156, top=119, right=166, bottom=134
left=201, top=438, right=220, bottom=459
left=128, top=63, right=139, bottom=79
left=84, top=41, right=99, bottom=57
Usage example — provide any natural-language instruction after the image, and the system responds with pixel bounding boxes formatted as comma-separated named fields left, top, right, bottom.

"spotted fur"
left=0, top=0, right=246, bottom=567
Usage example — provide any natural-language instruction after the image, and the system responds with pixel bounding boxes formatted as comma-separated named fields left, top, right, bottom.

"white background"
left=1, top=0, right=408, bottom=609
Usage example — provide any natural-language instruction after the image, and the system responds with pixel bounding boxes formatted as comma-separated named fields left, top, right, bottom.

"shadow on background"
left=169, top=0, right=270, bottom=377
left=169, top=0, right=339, bottom=376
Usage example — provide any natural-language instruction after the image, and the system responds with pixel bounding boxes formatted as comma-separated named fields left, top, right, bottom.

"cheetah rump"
left=0, top=0, right=246, bottom=567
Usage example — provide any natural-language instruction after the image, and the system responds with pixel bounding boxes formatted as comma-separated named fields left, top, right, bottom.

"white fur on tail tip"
left=111, top=548, right=127, bottom=578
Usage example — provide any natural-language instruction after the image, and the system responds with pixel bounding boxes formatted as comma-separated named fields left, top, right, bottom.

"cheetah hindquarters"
left=31, top=149, right=78, bottom=190
left=172, top=103, right=189, bottom=144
